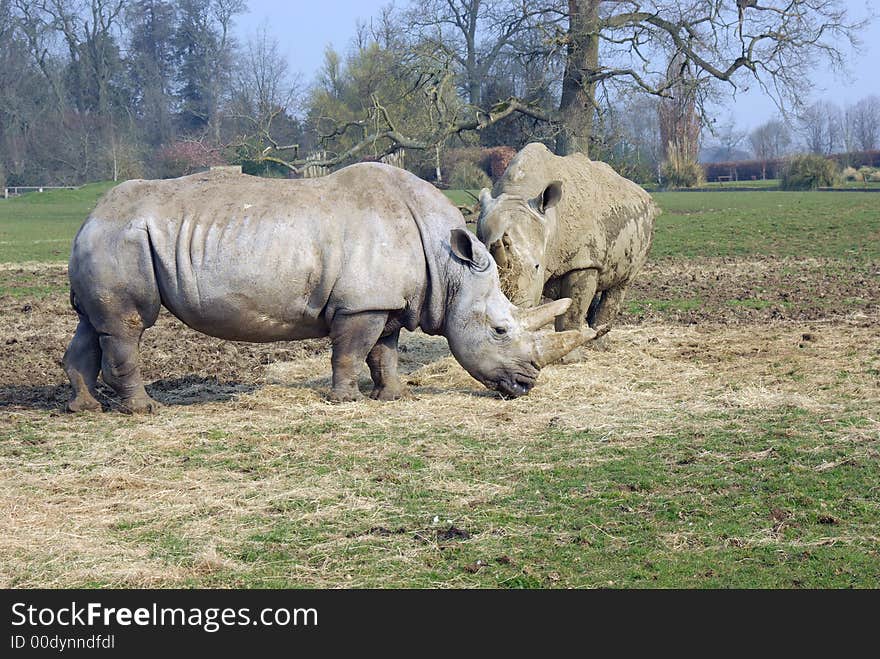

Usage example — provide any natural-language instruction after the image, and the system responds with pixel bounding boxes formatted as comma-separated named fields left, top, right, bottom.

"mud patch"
left=1, top=258, right=878, bottom=412
left=0, top=265, right=328, bottom=410
left=622, top=257, right=880, bottom=325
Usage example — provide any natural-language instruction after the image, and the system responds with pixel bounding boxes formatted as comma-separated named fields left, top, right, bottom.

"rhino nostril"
left=516, top=378, right=533, bottom=392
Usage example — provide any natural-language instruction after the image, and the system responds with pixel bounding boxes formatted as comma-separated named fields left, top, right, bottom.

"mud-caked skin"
left=63, top=163, right=592, bottom=413
left=477, top=143, right=659, bottom=339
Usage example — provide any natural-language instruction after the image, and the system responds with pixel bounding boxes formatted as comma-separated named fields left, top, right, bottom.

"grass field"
left=1, top=182, right=878, bottom=588
left=699, top=179, right=880, bottom=191
left=2, top=183, right=877, bottom=263
left=0, top=183, right=116, bottom=263
left=650, top=190, right=880, bottom=260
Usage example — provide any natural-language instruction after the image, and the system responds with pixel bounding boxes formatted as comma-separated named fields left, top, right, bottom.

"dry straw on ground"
left=0, top=261, right=878, bottom=586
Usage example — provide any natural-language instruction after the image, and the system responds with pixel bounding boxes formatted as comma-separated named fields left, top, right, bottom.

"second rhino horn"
left=517, top=298, right=571, bottom=332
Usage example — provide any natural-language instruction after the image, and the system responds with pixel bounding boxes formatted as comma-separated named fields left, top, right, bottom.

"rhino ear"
left=449, top=228, right=491, bottom=271
left=535, top=180, right=563, bottom=214
left=476, top=208, right=508, bottom=245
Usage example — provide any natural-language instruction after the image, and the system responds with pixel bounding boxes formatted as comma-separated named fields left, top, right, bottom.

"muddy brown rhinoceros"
left=63, top=163, right=595, bottom=413
left=476, top=143, right=658, bottom=337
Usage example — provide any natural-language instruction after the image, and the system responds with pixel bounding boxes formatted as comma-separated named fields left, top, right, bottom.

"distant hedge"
left=703, top=150, right=880, bottom=183
left=704, top=159, right=783, bottom=182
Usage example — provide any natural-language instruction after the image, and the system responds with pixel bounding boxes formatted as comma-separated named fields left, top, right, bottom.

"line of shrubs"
left=779, top=156, right=880, bottom=190
left=705, top=150, right=880, bottom=189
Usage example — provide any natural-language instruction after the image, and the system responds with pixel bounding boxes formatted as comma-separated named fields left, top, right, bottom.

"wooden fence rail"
left=3, top=186, right=78, bottom=199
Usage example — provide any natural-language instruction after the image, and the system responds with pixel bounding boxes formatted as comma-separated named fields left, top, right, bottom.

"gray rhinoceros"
left=476, top=143, right=658, bottom=336
left=63, top=162, right=593, bottom=413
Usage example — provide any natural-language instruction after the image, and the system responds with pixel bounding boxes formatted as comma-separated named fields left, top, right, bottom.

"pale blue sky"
left=236, top=0, right=879, bottom=131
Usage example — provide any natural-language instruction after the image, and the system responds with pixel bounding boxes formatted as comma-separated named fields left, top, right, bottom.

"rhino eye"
left=493, top=327, right=507, bottom=336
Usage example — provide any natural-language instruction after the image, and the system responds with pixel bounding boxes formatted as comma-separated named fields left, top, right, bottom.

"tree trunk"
left=466, top=2, right=480, bottom=106
left=466, top=46, right=481, bottom=106
left=556, top=0, right=600, bottom=156
left=435, top=144, right=442, bottom=183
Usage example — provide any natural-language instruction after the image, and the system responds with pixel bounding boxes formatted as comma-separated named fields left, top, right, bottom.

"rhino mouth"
left=495, top=374, right=536, bottom=398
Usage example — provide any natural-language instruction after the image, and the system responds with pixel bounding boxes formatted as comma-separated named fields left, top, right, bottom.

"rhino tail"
left=70, top=290, right=87, bottom=317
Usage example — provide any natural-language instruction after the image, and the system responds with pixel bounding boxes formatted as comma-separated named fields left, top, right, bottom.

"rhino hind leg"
left=63, top=316, right=103, bottom=413
left=586, top=291, right=603, bottom=326
left=99, top=332, right=162, bottom=414
left=367, top=329, right=406, bottom=401
left=329, top=311, right=389, bottom=403
left=589, top=284, right=626, bottom=335
left=86, top=294, right=161, bottom=414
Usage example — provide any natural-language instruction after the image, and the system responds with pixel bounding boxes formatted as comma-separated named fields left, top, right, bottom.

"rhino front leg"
left=554, top=269, right=598, bottom=332
left=329, top=311, right=388, bottom=402
left=367, top=329, right=406, bottom=401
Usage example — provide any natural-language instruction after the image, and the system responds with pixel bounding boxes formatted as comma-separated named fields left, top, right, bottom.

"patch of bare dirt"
left=0, top=264, right=328, bottom=411
left=1, top=257, right=878, bottom=412
left=620, top=257, right=880, bottom=325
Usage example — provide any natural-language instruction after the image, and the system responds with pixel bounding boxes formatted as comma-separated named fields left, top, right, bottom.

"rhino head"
left=443, top=228, right=592, bottom=398
left=476, top=181, right=563, bottom=307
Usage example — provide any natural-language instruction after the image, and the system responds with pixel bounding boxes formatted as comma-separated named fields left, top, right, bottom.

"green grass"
left=650, top=190, right=880, bottom=261
left=2, top=183, right=877, bottom=264
left=442, top=189, right=482, bottom=207
left=837, top=180, right=880, bottom=190
left=700, top=179, right=782, bottom=190
left=6, top=402, right=876, bottom=588
left=0, top=182, right=116, bottom=262
left=689, top=179, right=880, bottom=191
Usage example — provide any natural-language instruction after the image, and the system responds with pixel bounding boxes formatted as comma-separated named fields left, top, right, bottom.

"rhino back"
left=71, top=165, right=433, bottom=342
left=496, top=143, right=657, bottom=284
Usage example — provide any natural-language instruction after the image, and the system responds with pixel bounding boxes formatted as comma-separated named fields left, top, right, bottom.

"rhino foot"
left=67, top=395, right=103, bottom=414
left=121, top=396, right=163, bottom=415
left=329, top=388, right=364, bottom=403
left=370, top=385, right=408, bottom=401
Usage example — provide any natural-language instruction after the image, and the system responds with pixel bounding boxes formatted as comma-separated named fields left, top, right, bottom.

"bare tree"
left=240, top=0, right=868, bottom=172
left=405, top=0, right=557, bottom=106
left=620, top=95, right=663, bottom=176
left=228, top=26, right=303, bottom=164
left=848, top=95, right=880, bottom=152
left=749, top=118, right=791, bottom=178
left=12, top=0, right=126, bottom=119
left=799, top=100, right=842, bottom=155
left=707, top=117, right=748, bottom=162
left=658, top=54, right=700, bottom=165
left=235, top=26, right=300, bottom=120
left=554, top=0, right=864, bottom=156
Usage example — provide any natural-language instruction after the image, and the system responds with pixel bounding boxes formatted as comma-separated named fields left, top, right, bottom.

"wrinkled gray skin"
left=477, top=143, right=658, bottom=337
left=63, top=162, right=589, bottom=413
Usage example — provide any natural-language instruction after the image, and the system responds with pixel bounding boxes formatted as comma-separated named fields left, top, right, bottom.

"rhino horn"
left=479, top=187, right=492, bottom=208
left=518, top=298, right=571, bottom=331
left=531, top=329, right=587, bottom=368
